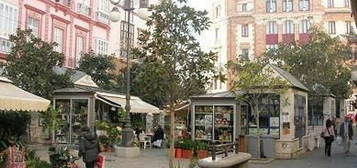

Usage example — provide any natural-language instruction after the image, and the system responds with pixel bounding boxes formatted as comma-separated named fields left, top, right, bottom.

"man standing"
left=339, top=117, right=353, bottom=154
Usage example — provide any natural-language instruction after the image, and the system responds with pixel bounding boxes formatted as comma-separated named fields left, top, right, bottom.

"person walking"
left=339, top=116, right=353, bottom=154
left=79, top=127, right=99, bottom=168
left=322, top=119, right=335, bottom=157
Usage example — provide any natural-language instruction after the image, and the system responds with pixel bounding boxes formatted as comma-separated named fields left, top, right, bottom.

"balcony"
left=0, top=37, right=12, bottom=54
left=266, top=34, right=278, bottom=45
left=282, top=34, right=295, bottom=44
left=96, top=11, right=109, bottom=24
left=299, top=33, right=310, bottom=44
left=77, top=3, right=90, bottom=16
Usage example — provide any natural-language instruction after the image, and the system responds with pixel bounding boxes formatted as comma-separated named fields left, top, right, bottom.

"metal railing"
left=210, top=139, right=239, bottom=161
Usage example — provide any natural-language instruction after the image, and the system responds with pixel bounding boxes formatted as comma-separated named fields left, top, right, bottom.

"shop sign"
left=282, top=112, right=289, bottom=122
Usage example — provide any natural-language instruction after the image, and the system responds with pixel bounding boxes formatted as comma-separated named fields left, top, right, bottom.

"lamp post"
left=109, top=0, right=148, bottom=147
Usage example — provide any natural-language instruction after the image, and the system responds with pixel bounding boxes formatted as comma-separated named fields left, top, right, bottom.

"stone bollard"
left=197, top=152, right=252, bottom=168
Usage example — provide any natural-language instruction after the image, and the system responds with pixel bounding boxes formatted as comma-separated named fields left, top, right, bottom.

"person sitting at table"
left=152, top=125, right=164, bottom=148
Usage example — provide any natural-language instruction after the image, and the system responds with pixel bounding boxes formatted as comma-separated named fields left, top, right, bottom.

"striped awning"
left=0, top=77, right=50, bottom=112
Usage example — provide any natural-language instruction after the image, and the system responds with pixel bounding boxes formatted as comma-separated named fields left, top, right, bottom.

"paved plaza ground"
left=32, top=140, right=357, bottom=168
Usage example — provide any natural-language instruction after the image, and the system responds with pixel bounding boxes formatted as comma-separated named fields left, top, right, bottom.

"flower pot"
left=197, top=150, right=209, bottom=159
left=175, top=148, right=183, bottom=158
left=183, top=149, right=193, bottom=159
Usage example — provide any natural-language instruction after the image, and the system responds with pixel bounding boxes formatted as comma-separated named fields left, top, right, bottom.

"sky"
left=187, top=0, right=212, bottom=51
left=187, top=0, right=210, bottom=11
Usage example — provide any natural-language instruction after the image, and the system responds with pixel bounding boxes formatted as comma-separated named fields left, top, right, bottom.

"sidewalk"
left=31, top=145, right=190, bottom=168
left=250, top=141, right=357, bottom=168
left=31, top=140, right=357, bottom=168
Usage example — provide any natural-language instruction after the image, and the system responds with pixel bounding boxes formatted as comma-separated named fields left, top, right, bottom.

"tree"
left=131, top=0, right=216, bottom=167
left=3, top=29, right=73, bottom=99
left=228, top=59, right=288, bottom=159
left=264, top=27, right=352, bottom=99
left=77, top=51, right=116, bottom=90
left=41, top=107, right=61, bottom=143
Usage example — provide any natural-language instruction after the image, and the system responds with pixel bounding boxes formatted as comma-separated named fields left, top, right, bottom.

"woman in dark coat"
left=79, top=127, right=99, bottom=168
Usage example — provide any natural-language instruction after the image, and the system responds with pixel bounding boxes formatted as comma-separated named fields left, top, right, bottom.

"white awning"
left=97, top=92, right=161, bottom=114
left=0, top=77, right=50, bottom=112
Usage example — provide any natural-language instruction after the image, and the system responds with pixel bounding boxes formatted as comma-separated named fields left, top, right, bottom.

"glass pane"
left=194, top=105, right=213, bottom=141
left=214, top=105, right=234, bottom=143
left=72, top=99, right=89, bottom=144
left=55, top=99, right=71, bottom=144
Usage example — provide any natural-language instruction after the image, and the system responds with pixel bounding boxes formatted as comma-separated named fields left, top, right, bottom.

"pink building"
left=0, top=0, right=111, bottom=68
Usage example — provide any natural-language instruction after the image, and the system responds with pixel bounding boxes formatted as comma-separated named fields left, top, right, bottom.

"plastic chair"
left=139, top=133, right=152, bottom=149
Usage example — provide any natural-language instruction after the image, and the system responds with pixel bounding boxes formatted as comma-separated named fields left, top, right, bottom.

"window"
left=294, top=95, right=306, bottom=145
left=0, top=1, right=18, bottom=53
left=240, top=49, right=249, bottom=60
left=53, top=27, right=64, bottom=53
left=75, top=36, right=85, bottom=67
left=120, top=21, right=134, bottom=58
left=56, top=0, right=71, bottom=6
left=245, top=94, right=280, bottom=136
left=266, top=21, right=278, bottom=34
left=299, top=0, right=310, bottom=11
left=241, top=3, right=247, bottom=12
left=266, top=0, right=277, bottom=13
left=328, top=21, right=336, bottom=34
left=327, top=0, right=334, bottom=8
left=97, top=0, right=109, bottom=12
left=215, top=28, right=219, bottom=42
left=27, top=17, right=40, bottom=37
left=346, top=21, right=352, bottom=34
left=215, top=5, right=221, bottom=18
left=139, top=0, right=149, bottom=8
left=95, top=38, right=108, bottom=55
left=283, top=20, right=294, bottom=34
left=241, top=24, right=249, bottom=37
left=300, top=19, right=310, bottom=33
left=308, top=99, right=323, bottom=126
left=283, top=0, right=293, bottom=12
left=96, top=0, right=110, bottom=23
left=77, top=0, right=90, bottom=15
left=344, top=0, right=350, bottom=7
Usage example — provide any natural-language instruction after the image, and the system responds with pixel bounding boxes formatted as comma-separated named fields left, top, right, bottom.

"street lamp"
left=109, top=0, right=148, bottom=147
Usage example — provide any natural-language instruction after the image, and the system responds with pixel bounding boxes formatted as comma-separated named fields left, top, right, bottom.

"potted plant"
left=174, top=140, right=184, bottom=158
left=195, top=141, right=209, bottom=159
left=95, top=121, right=109, bottom=136
left=181, top=139, right=193, bottom=159
left=98, top=135, right=110, bottom=152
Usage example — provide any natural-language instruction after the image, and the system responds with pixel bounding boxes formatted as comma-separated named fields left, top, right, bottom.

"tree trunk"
left=169, top=106, right=175, bottom=168
left=255, top=104, right=261, bottom=159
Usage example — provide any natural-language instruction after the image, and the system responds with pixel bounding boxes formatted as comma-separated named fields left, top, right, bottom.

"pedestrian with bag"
left=79, top=127, right=99, bottom=168
left=322, top=119, right=335, bottom=157
left=339, top=116, right=353, bottom=154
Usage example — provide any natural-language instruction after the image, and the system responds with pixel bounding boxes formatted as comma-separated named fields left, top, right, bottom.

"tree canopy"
left=131, top=0, right=216, bottom=166
left=264, top=27, right=352, bottom=99
left=3, top=29, right=73, bottom=99
left=77, top=51, right=116, bottom=90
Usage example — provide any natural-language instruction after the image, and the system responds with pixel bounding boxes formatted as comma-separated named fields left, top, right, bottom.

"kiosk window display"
left=240, top=94, right=280, bottom=137
left=55, top=99, right=89, bottom=144
left=193, top=105, right=234, bottom=143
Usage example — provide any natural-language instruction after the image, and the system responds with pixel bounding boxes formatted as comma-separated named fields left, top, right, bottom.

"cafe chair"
left=139, top=133, right=152, bottom=149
